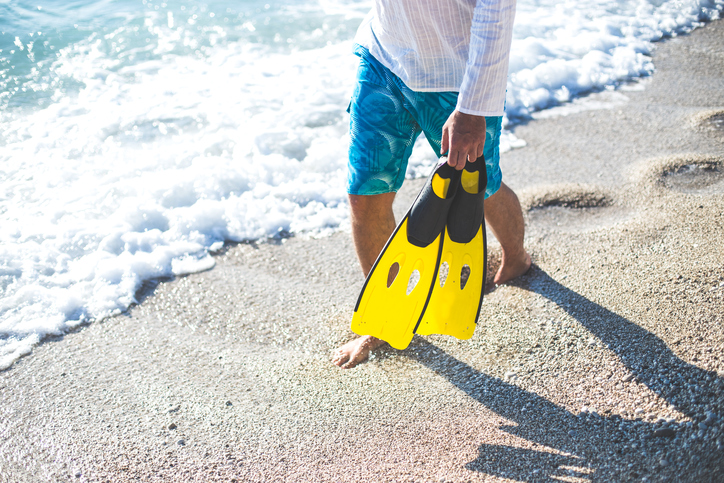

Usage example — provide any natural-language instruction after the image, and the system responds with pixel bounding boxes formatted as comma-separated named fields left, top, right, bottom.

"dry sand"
left=1, top=19, right=723, bottom=483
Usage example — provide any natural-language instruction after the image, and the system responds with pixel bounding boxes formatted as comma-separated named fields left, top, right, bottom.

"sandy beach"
left=2, top=18, right=723, bottom=483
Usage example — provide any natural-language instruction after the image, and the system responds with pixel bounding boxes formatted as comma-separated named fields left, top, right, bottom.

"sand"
left=1, top=19, right=723, bottom=483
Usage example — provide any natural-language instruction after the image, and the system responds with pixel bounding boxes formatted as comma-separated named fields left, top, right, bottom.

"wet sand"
left=2, top=19, right=723, bottom=483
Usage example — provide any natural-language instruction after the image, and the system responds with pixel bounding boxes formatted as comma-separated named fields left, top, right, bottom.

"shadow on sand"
left=409, top=266, right=723, bottom=482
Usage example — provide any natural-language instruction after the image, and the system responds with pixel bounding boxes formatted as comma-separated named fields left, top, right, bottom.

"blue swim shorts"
left=347, top=45, right=503, bottom=198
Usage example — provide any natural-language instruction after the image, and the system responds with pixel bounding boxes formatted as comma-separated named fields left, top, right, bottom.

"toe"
left=331, top=351, right=349, bottom=367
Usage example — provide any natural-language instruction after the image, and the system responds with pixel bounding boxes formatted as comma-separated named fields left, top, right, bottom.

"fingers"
left=443, top=133, right=474, bottom=169
left=440, top=128, right=449, bottom=159
left=445, top=141, right=484, bottom=170
left=441, top=110, right=487, bottom=170
left=446, top=150, right=467, bottom=170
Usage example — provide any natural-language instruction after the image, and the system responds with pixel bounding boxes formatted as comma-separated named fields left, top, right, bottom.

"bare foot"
left=332, top=335, right=386, bottom=369
left=493, top=251, right=532, bottom=286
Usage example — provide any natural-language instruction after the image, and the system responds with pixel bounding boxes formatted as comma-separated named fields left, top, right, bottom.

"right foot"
left=331, top=335, right=386, bottom=369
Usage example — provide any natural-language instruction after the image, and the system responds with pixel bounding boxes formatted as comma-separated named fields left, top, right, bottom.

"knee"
left=348, top=192, right=396, bottom=221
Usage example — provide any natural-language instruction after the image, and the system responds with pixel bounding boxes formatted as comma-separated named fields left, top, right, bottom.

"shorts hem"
left=347, top=187, right=399, bottom=196
left=485, top=178, right=502, bottom=199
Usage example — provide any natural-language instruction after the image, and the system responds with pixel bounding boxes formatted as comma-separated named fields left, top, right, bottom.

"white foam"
left=0, top=35, right=358, bottom=368
left=506, top=0, right=722, bottom=118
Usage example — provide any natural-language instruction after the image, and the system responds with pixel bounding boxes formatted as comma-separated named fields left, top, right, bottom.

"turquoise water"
left=0, top=0, right=365, bottom=111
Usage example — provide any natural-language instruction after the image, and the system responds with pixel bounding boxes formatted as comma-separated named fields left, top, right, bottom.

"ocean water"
left=1, top=0, right=721, bottom=369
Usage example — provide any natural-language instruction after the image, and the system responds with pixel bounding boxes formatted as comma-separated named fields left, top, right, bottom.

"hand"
left=441, top=110, right=486, bottom=170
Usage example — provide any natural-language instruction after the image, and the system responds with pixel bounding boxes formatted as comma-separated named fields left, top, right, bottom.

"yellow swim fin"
left=415, top=159, right=487, bottom=340
left=350, top=161, right=461, bottom=350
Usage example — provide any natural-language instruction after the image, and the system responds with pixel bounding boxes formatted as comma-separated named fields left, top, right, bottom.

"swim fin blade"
left=350, top=161, right=461, bottom=350
left=415, top=159, right=487, bottom=340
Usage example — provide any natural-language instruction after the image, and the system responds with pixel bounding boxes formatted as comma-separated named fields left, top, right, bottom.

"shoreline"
left=2, top=19, right=723, bottom=483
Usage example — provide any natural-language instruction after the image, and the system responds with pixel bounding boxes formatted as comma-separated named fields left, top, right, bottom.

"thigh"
left=347, top=55, right=421, bottom=196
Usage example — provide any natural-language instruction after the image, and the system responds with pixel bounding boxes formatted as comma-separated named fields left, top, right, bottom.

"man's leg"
left=331, top=192, right=395, bottom=369
left=335, top=48, right=422, bottom=369
left=484, top=181, right=531, bottom=285
left=347, top=193, right=397, bottom=276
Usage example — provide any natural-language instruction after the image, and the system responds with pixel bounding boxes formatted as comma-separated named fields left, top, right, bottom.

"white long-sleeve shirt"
left=354, top=0, right=516, bottom=116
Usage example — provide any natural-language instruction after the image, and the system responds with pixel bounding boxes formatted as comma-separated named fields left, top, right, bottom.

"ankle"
left=501, top=248, right=529, bottom=268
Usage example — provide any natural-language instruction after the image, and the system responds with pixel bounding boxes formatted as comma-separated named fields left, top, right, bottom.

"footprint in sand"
left=653, top=155, right=724, bottom=196
left=522, top=185, right=630, bottom=233
left=691, top=109, right=724, bottom=135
